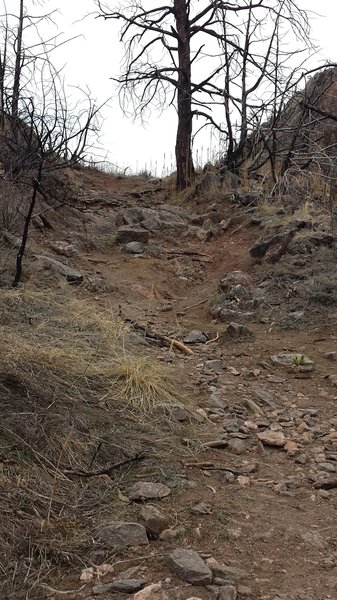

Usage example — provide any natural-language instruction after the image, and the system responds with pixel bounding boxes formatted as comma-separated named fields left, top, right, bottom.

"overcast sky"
left=4, top=1, right=337, bottom=175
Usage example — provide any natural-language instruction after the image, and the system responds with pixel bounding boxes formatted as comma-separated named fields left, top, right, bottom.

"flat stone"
left=166, top=548, right=212, bottom=585
left=96, top=523, right=148, bottom=546
left=34, top=255, right=83, bottom=283
left=183, top=330, right=208, bottom=344
left=257, top=431, right=286, bottom=447
left=227, top=323, right=252, bottom=338
left=227, top=438, right=246, bottom=455
left=116, top=227, right=149, bottom=244
left=270, top=353, right=313, bottom=370
left=128, top=482, right=171, bottom=501
left=325, top=351, right=337, bottom=361
left=206, top=558, right=249, bottom=582
left=205, top=359, right=224, bottom=373
left=125, top=241, right=145, bottom=253
left=219, top=586, right=237, bottom=600
left=139, top=505, right=169, bottom=536
left=190, top=502, right=212, bottom=515
left=93, top=579, right=146, bottom=594
left=134, top=583, right=169, bottom=600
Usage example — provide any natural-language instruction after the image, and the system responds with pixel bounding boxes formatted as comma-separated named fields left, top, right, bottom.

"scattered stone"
left=123, top=207, right=143, bottom=225
left=183, top=330, right=208, bottom=344
left=125, top=241, right=145, bottom=254
left=284, top=440, right=299, bottom=456
left=227, top=438, right=246, bottom=455
left=139, top=505, right=169, bottom=537
left=237, top=476, right=251, bottom=487
left=219, top=585, right=237, bottom=600
left=325, top=351, right=337, bottom=361
left=96, top=523, right=148, bottom=546
left=253, top=389, right=275, bottom=407
left=190, top=502, right=212, bottom=515
left=34, top=255, right=83, bottom=283
left=93, top=580, right=146, bottom=594
left=166, top=548, right=212, bottom=585
left=257, top=431, right=286, bottom=447
left=159, top=527, right=186, bottom=541
left=301, top=531, right=326, bottom=550
left=237, top=585, right=253, bottom=596
left=206, top=558, right=249, bottom=583
left=49, top=240, right=79, bottom=257
left=116, top=227, right=149, bottom=244
left=227, top=323, right=252, bottom=338
left=270, top=353, right=313, bottom=371
left=134, top=582, right=168, bottom=600
left=205, top=359, right=224, bottom=373
left=219, top=271, right=253, bottom=293
left=128, top=482, right=171, bottom=501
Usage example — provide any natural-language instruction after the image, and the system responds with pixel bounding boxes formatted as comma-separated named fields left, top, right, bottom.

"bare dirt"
left=2, top=167, right=337, bottom=600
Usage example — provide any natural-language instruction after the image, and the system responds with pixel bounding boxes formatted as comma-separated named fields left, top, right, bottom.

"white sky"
left=4, top=1, right=337, bottom=175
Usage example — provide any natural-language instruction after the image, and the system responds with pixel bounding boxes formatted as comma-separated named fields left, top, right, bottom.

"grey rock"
left=318, top=462, right=336, bottom=473
left=96, top=523, right=148, bottom=546
left=34, top=255, right=83, bottom=283
left=206, top=585, right=221, bottom=596
left=139, top=504, right=169, bottom=536
left=93, top=579, right=146, bottom=594
left=123, top=207, right=143, bottom=225
left=301, top=531, right=326, bottom=549
left=227, top=323, right=252, bottom=338
left=183, top=330, right=208, bottom=344
left=227, top=438, right=246, bottom=455
left=237, top=585, right=253, bottom=596
left=207, top=560, right=249, bottom=583
left=219, top=586, right=237, bottom=600
left=270, top=353, right=313, bottom=370
left=205, top=360, right=224, bottom=373
left=125, top=241, right=145, bottom=254
left=325, top=351, right=337, bottom=361
left=166, top=548, right=212, bottom=585
left=257, top=431, right=286, bottom=447
left=253, top=389, right=275, bottom=407
left=128, top=481, right=171, bottom=501
left=219, top=271, right=253, bottom=293
left=197, top=172, right=222, bottom=192
left=116, top=227, right=149, bottom=244
left=190, top=502, right=212, bottom=515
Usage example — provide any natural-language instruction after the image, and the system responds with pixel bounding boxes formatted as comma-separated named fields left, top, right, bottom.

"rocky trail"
left=3, top=169, right=337, bottom=600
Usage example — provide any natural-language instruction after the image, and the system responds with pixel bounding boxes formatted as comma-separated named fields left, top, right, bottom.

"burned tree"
left=97, top=1, right=314, bottom=189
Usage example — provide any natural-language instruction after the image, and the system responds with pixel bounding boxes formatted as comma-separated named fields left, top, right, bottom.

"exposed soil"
left=1, top=168, right=337, bottom=600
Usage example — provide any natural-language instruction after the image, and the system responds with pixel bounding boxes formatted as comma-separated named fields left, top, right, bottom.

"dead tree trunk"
left=174, top=0, right=194, bottom=191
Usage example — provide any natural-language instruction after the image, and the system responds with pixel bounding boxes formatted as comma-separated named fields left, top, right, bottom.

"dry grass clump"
left=0, top=286, right=183, bottom=412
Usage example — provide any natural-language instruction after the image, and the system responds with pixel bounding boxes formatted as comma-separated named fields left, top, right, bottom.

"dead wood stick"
left=64, top=451, right=146, bottom=478
left=162, top=335, right=194, bottom=355
left=206, top=332, right=220, bottom=345
left=203, top=439, right=228, bottom=449
left=181, top=298, right=208, bottom=311
left=40, top=584, right=86, bottom=595
left=185, top=461, right=215, bottom=468
left=121, top=315, right=193, bottom=355
left=166, top=250, right=212, bottom=258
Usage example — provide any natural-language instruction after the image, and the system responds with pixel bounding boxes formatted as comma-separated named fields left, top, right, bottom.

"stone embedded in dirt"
left=92, top=579, right=146, bottom=594
left=134, top=582, right=168, bottom=600
left=301, top=531, right=326, bottom=550
left=34, top=255, right=83, bottom=283
left=284, top=440, right=299, bottom=456
left=238, top=585, right=253, bottom=597
left=125, top=241, right=145, bottom=254
left=227, top=438, right=246, bottom=455
left=166, top=548, right=212, bottom=585
left=96, top=523, right=148, bottom=546
left=116, top=226, right=150, bottom=244
left=325, top=351, right=337, bottom=361
left=190, top=502, right=212, bottom=515
left=205, top=359, right=224, bottom=373
left=123, top=206, right=143, bottom=225
left=49, top=240, right=79, bottom=257
left=128, top=482, right=171, bottom=501
left=219, top=585, right=237, bottom=600
left=237, top=476, right=251, bottom=487
left=270, top=353, right=313, bottom=371
left=219, top=271, right=254, bottom=293
left=227, top=323, right=252, bottom=338
left=253, top=389, right=275, bottom=407
left=139, top=504, right=169, bottom=536
left=257, top=430, right=286, bottom=447
left=206, top=558, right=249, bottom=583
left=159, top=526, right=186, bottom=541
left=183, top=330, right=208, bottom=344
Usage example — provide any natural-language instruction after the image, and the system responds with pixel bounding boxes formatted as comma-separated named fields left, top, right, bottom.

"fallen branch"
left=121, top=313, right=194, bottom=355
left=40, top=584, right=86, bottom=596
left=64, top=451, right=146, bottom=478
left=206, top=332, right=220, bottom=345
left=249, top=221, right=310, bottom=261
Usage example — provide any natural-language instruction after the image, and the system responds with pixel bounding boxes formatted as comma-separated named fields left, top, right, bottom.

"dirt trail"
left=12, top=170, right=337, bottom=600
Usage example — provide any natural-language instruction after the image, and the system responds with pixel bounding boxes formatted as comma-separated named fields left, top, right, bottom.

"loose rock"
left=219, top=585, right=237, bottom=600
left=128, top=482, right=171, bottom=501
left=166, top=548, right=212, bottom=585
left=93, top=579, right=146, bottom=594
left=183, top=330, right=208, bottom=344
left=116, top=227, right=149, bottom=244
left=96, top=523, right=148, bottom=546
left=139, top=505, right=169, bottom=536
left=257, top=431, right=286, bottom=447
